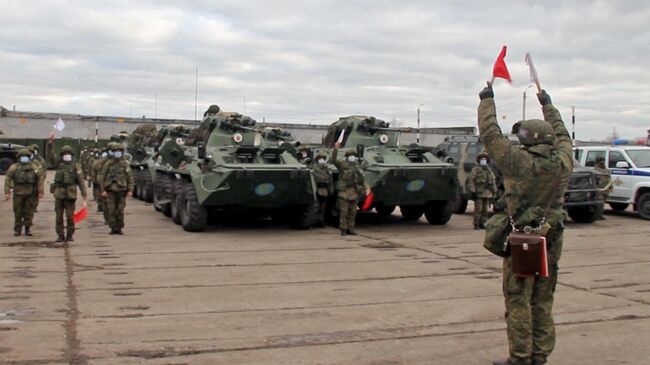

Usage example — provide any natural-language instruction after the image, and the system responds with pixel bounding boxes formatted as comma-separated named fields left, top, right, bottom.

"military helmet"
left=112, top=143, right=125, bottom=151
left=60, top=145, right=74, bottom=155
left=17, top=148, right=32, bottom=157
left=344, top=150, right=358, bottom=157
left=315, top=153, right=327, bottom=160
left=511, top=119, right=555, bottom=146
left=28, top=144, right=39, bottom=153
left=595, top=156, right=606, bottom=164
left=476, top=152, right=490, bottom=163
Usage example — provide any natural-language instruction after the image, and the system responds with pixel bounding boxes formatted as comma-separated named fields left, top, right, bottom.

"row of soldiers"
left=4, top=139, right=133, bottom=242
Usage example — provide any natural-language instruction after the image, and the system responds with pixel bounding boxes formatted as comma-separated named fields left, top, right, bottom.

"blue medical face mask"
left=101, top=152, right=108, bottom=158
left=19, top=156, right=30, bottom=163
left=62, top=154, right=73, bottom=162
left=113, top=151, right=123, bottom=159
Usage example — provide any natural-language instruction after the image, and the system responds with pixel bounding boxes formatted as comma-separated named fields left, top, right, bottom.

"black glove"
left=537, top=90, right=552, bottom=106
left=479, top=81, right=494, bottom=100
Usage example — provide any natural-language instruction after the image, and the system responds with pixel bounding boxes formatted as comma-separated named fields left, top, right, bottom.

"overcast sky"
left=1, top=0, right=648, bottom=140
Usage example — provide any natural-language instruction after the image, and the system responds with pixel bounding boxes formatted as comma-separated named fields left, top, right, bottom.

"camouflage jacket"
left=470, top=165, right=497, bottom=198
left=595, top=165, right=613, bottom=195
left=91, top=158, right=108, bottom=183
left=330, top=148, right=365, bottom=200
left=99, top=158, right=134, bottom=193
left=48, top=147, right=88, bottom=200
left=311, top=163, right=333, bottom=197
left=4, top=162, right=44, bottom=196
left=479, top=99, right=573, bottom=224
left=31, top=155, right=47, bottom=179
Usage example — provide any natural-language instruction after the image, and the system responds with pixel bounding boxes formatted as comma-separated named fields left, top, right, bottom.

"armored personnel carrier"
left=155, top=108, right=317, bottom=232
left=0, top=130, right=25, bottom=174
left=436, top=135, right=605, bottom=223
left=315, top=115, right=458, bottom=224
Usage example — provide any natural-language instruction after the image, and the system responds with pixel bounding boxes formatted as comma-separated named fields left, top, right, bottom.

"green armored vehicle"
left=0, top=130, right=25, bottom=174
left=435, top=135, right=605, bottom=223
left=154, top=107, right=317, bottom=232
left=315, top=115, right=458, bottom=224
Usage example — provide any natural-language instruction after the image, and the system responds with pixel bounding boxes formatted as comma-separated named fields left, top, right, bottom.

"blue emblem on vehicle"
left=406, top=179, right=425, bottom=192
left=255, top=183, right=275, bottom=196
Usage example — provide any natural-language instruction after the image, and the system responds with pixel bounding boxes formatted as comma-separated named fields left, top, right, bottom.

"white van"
left=575, top=146, right=650, bottom=220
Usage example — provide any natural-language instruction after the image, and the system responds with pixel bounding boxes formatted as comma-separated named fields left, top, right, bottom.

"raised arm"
left=538, top=90, right=573, bottom=161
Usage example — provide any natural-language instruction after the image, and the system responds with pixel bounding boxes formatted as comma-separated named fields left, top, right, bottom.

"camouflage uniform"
left=470, top=153, right=497, bottom=229
left=331, top=148, right=366, bottom=235
left=311, top=154, right=334, bottom=227
left=594, top=157, right=612, bottom=220
left=27, top=145, right=47, bottom=212
left=91, top=151, right=109, bottom=215
left=479, top=85, right=572, bottom=365
left=4, top=149, right=44, bottom=236
left=48, top=144, right=88, bottom=242
left=99, top=145, right=134, bottom=234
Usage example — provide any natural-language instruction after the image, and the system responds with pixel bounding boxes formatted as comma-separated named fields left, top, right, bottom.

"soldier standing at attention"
left=47, top=138, right=88, bottom=242
left=470, top=152, right=497, bottom=229
left=594, top=156, right=612, bottom=220
left=479, top=82, right=572, bottom=365
left=311, top=153, right=333, bottom=228
left=331, top=141, right=368, bottom=235
left=99, top=143, right=134, bottom=235
left=28, top=144, right=47, bottom=213
left=4, top=149, right=44, bottom=236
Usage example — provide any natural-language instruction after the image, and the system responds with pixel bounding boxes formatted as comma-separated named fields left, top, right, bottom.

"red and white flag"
left=492, top=45, right=512, bottom=83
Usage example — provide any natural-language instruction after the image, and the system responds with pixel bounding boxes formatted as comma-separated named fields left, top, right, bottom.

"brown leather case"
left=508, top=232, right=543, bottom=277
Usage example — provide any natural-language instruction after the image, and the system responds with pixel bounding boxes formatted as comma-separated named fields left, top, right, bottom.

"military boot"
left=116, top=229, right=123, bottom=235
left=56, top=235, right=65, bottom=242
left=346, top=229, right=357, bottom=235
left=14, top=227, right=21, bottom=236
left=66, top=234, right=74, bottom=242
left=531, top=355, right=547, bottom=365
left=473, top=223, right=479, bottom=230
left=109, top=228, right=117, bottom=235
left=493, top=357, right=532, bottom=365
left=24, top=227, right=32, bottom=237
left=340, top=229, right=347, bottom=236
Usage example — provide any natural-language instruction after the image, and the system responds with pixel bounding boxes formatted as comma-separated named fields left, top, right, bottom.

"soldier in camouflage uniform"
left=479, top=83, right=572, bottom=365
left=470, top=152, right=497, bottom=229
left=594, top=156, right=612, bottom=220
left=311, top=153, right=333, bottom=228
left=28, top=144, right=47, bottom=213
left=91, top=149, right=109, bottom=214
left=99, top=143, right=134, bottom=234
left=331, top=142, right=368, bottom=235
left=4, top=149, right=45, bottom=236
left=47, top=138, right=88, bottom=242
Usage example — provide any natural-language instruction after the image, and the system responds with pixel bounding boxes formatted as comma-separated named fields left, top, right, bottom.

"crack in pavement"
left=63, top=243, right=88, bottom=365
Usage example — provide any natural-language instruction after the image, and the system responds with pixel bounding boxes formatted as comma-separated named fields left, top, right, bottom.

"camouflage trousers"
left=338, top=198, right=358, bottom=231
left=93, top=183, right=101, bottom=205
left=594, top=192, right=609, bottom=219
left=13, top=194, right=37, bottom=231
left=106, top=191, right=127, bottom=230
left=502, top=257, right=559, bottom=362
left=55, top=199, right=76, bottom=237
left=317, top=195, right=328, bottom=224
left=473, top=197, right=491, bottom=226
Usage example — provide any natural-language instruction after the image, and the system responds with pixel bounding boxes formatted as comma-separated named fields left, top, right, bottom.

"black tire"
left=141, top=172, right=154, bottom=203
left=424, top=200, right=454, bottom=225
left=636, top=192, right=650, bottom=220
left=609, top=202, right=628, bottom=212
left=290, top=200, right=319, bottom=229
left=400, top=205, right=424, bottom=221
left=375, top=205, right=396, bottom=217
left=171, top=178, right=185, bottom=225
left=132, top=171, right=141, bottom=199
left=180, top=184, right=207, bottom=232
left=0, top=157, right=13, bottom=175
left=153, top=172, right=165, bottom=212
left=161, top=175, right=173, bottom=217
left=454, top=197, right=468, bottom=214
left=567, top=206, right=597, bottom=223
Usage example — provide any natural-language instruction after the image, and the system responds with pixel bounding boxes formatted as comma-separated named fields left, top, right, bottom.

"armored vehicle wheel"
left=567, top=206, right=597, bottom=223
left=0, top=157, right=13, bottom=175
left=609, top=202, right=628, bottom=212
left=141, top=172, right=154, bottom=203
left=400, top=205, right=424, bottom=221
left=171, top=178, right=186, bottom=225
left=375, top=205, right=395, bottom=217
left=161, top=175, right=174, bottom=217
left=132, top=171, right=141, bottom=199
left=290, top=200, right=319, bottom=229
left=180, top=184, right=207, bottom=232
left=637, top=192, right=650, bottom=220
left=424, top=200, right=454, bottom=225
left=454, top=197, right=468, bottom=214
left=153, top=173, right=164, bottom=212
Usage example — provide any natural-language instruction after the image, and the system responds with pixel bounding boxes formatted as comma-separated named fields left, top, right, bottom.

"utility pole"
left=572, top=105, right=576, bottom=143
left=194, top=67, right=199, bottom=125
left=417, top=104, right=423, bottom=144
left=522, top=85, right=533, bottom=120
left=154, top=92, right=157, bottom=119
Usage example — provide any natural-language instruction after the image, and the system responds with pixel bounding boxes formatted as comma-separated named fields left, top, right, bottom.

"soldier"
left=594, top=156, right=612, bottom=220
left=4, top=149, right=44, bottom=236
left=470, top=152, right=497, bottom=229
left=479, top=82, right=572, bottom=365
left=331, top=141, right=368, bottom=235
left=90, top=149, right=108, bottom=212
left=80, top=148, right=90, bottom=180
left=99, top=143, right=134, bottom=235
left=47, top=138, right=88, bottom=242
left=311, top=153, right=334, bottom=228
left=28, top=144, right=47, bottom=213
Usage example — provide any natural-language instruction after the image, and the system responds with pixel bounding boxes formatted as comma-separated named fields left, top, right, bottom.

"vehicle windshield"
left=627, top=150, right=650, bottom=167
